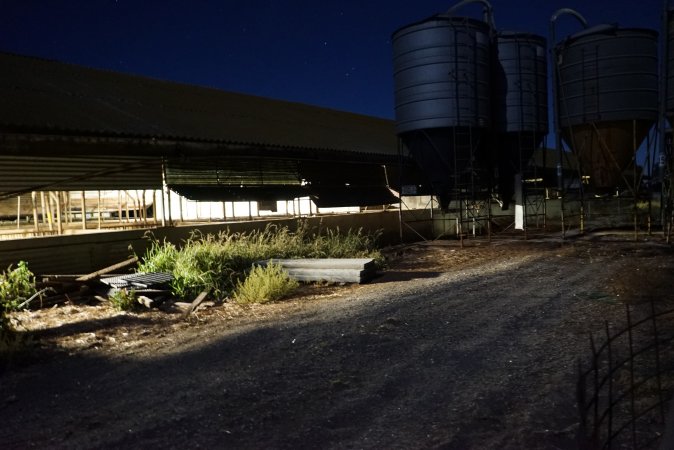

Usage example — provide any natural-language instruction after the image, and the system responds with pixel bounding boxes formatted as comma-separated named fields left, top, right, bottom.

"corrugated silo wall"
left=0, top=211, right=432, bottom=275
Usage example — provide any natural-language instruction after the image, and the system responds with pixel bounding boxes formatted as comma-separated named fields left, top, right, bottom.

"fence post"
left=626, top=305, right=637, bottom=448
left=605, top=321, right=614, bottom=448
left=650, top=301, right=665, bottom=424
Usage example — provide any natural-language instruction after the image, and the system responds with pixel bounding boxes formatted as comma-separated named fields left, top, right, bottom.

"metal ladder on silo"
left=451, top=126, right=492, bottom=240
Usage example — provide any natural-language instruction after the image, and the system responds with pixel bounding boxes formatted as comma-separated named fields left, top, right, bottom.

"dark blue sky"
left=0, top=0, right=661, bottom=119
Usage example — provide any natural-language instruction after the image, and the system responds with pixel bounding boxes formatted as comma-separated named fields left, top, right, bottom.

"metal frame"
left=577, top=301, right=674, bottom=449
left=550, top=10, right=664, bottom=241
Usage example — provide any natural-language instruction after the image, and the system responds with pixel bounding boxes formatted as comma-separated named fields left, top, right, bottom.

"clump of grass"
left=136, top=237, right=179, bottom=273
left=0, top=261, right=38, bottom=354
left=109, top=288, right=137, bottom=311
left=233, top=263, right=299, bottom=304
left=136, top=221, right=382, bottom=301
left=0, top=261, right=37, bottom=312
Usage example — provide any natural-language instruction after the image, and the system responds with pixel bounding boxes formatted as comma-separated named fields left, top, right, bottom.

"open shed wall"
left=0, top=211, right=432, bottom=275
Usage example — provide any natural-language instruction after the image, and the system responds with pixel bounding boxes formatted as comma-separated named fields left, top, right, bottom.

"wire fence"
left=577, top=301, right=674, bottom=449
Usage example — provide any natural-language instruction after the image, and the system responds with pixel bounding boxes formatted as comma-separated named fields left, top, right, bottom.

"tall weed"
left=0, top=261, right=37, bottom=312
left=136, top=221, right=382, bottom=300
left=233, top=263, right=299, bottom=304
left=0, top=261, right=38, bottom=355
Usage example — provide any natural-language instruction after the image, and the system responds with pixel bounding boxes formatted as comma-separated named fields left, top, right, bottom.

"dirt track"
left=2, top=234, right=674, bottom=449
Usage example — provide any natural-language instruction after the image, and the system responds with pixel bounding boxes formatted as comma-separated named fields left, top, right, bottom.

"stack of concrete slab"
left=258, top=258, right=377, bottom=284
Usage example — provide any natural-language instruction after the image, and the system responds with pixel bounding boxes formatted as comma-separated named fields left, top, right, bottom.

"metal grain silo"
left=554, top=25, right=659, bottom=190
left=392, top=12, right=493, bottom=208
left=493, top=32, right=548, bottom=206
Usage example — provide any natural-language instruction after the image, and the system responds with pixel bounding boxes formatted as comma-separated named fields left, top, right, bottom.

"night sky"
left=0, top=0, right=662, bottom=120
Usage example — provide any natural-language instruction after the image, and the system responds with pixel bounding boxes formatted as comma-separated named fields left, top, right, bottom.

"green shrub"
left=136, top=221, right=382, bottom=300
left=233, top=263, right=299, bottom=304
left=0, top=261, right=38, bottom=355
left=136, top=238, right=178, bottom=273
left=0, top=261, right=37, bottom=312
left=109, top=288, right=137, bottom=311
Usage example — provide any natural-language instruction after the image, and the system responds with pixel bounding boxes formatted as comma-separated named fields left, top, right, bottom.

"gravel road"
left=2, top=236, right=673, bottom=449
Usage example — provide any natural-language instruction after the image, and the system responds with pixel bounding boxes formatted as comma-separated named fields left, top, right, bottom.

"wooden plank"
left=183, top=290, right=209, bottom=317
left=76, top=256, right=139, bottom=282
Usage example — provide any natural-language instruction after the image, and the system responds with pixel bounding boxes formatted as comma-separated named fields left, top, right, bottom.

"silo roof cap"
left=559, top=24, right=658, bottom=47
left=392, top=13, right=491, bottom=38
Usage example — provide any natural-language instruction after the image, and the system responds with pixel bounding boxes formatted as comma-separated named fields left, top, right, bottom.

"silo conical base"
left=495, top=132, right=545, bottom=209
left=561, top=120, right=652, bottom=191
left=399, top=127, right=491, bottom=210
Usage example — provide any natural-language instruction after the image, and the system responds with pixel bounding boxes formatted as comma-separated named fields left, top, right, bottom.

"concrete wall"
left=0, top=210, right=432, bottom=275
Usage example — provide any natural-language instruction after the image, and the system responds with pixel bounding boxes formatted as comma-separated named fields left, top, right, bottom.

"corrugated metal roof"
left=166, top=158, right=301, bottom=187
left=0, top=155, right=162, bottom=196
left=0, top=52, right=398, bottom=156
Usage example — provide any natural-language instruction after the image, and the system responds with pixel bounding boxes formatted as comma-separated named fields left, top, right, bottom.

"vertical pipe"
left=487, top=195, right=492, bottom=242
left=81, top=191, right=86, bottom=230
left=117, top=191, right=123, bottom=224
left=550, top=10, right=588, bottom=240
left=552, top=9, right=588, bottom=239
left=142, top=189, right=147, bottom=226
left=633, top=120, right=639, bottom=241
left=646, top=131, right=653, bottom=235
left=133, top=190, right=139, bottom=223
left=31, top=191, right=39, bottom=233
left=152, top=190, right=158, bottom=225
left=159, top=187, right=166, bottom=228
left=40, top=191, right=51, bottom=231
left=53, top=192, right=62, bottom=235
left=459, top=200, right=464, bottom=248
left=48, top=192, right=54, bottom=231
left=16, top=195, right=21, bottom=230
left=179, top=195, right=184, bottom=223
left=65, top=192, right=71, bottom=224
left=222, top=201, right=227, bottom=221
left=398, top=138, right=404, bottom=243
left=97, top=190, right=102, bottom=230
left=125, top=191, right=131, bottom=224
left=660, top=0, right=670, bottom=236
left=161, top=158, right=170, bottom=226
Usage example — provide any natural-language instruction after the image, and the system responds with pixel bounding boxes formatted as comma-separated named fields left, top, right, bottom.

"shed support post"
left=16, top=195, right=21, bottom=230
left=81, top=191, right=87, bottom=230
left=31, top=191, right=39, bottom=234
left=97, top=190, right=102, bottom=230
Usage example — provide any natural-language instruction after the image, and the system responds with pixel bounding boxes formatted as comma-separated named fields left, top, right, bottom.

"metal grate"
left=100, top=272, right=173, bottom=289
